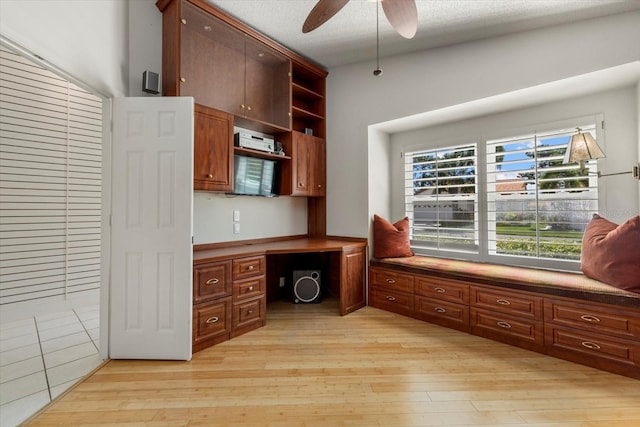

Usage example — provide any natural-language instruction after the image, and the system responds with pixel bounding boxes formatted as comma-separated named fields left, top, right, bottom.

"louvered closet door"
left=0, top=46, right=103, bottom=309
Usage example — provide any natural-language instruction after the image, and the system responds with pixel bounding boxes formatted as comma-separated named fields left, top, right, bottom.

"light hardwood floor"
left=24, top=298, right=640, bottom=426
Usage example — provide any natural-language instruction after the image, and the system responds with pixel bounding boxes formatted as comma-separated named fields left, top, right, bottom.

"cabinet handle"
left=241, top=104, right=245, bottom=109
left=248, top=265, right=254, bottom=271
left=205, top=316, right=219, bottom=324
left=434, top=287, right=446, bottom=293
left=581, top=341, right=601, bottom=350
left=434, top=307, right=446, bottom=313
left=181, top=18, right=186, bottom=25
left=180, top=77, right=186, bottom=83
left=386, top=279, right=396, bottom=284
left=248, top=286, right=254, bottom=292
left=207, top=173, right=213, bottom=179
left=496, top=299, right=511, bottom=305
left=317, top=184, right=322, bottom=188
left=247, top=106, right=252, bottom=111
left=247, top=310, right=254, bottom=315
left=386, top=296, right=396, bottom=301
left=580, top=314, right=601, bottom=323
left=496, top=321, right=512, bottom=329
left=205, top=278, right=219, bottom=285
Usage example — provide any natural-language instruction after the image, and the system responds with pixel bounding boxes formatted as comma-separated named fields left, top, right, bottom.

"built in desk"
left=192, top=236, right=367, bottom=352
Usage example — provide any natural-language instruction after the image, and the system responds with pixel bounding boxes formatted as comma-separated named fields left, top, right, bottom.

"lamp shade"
left=563, top=130, right=606, bottom=164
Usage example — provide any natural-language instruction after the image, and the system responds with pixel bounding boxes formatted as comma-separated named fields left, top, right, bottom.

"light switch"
left=233, top=210, right=240, bottom=222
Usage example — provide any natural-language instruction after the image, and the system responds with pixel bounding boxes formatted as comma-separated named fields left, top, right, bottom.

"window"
left=404, top=143, right=478, bottom=252
left=403, top=123, right=600, bottom=269
left=486, top=126, right=598, bottom=262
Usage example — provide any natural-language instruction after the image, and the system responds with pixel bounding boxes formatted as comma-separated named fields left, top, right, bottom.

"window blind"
left=486, top=125, right=598, bottom=261
left=404, top=143, right=478, bottom=252
left=0, top=45, right=103, bottom=306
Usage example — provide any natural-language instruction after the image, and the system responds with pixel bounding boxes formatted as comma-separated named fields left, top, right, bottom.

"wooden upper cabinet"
left=280, top=131, right=325, bottom=197
left=158, top=0, right=291, bottom=132
left=194, top=104, right=233, bottom=192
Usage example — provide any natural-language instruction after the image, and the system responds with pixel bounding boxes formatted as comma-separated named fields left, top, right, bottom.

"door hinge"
left=601, top=120, right=605, bottom=130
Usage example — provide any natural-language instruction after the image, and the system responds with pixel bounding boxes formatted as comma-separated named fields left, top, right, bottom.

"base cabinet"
left=369, top=264, right=640, bottom=380
left=193, top=255, right=266, bottom=352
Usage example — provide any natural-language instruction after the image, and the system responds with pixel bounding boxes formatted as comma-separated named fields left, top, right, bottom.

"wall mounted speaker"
left=142, top=70, right=160, bottom=94
left=292, top=270, right=321, bottom=303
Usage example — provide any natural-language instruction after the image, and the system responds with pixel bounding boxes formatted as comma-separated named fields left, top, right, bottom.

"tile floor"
left=0, top=305, right=102, bottom=427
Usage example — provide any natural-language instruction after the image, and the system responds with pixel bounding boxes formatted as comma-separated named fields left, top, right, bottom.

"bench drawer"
left=545, top=299, right=640, bottom=340
left=471, top=308, right=544, bottom=348
left=370, top=267, right=414, bottom=293
left=545, top=325, right=640, bottom=368
left=370, top=285, right=413, bottom=317
left=414, top=276, right=469, bottom=304
left=471, top=286, right=542, bottom=320
left=415, top=296, right=469, bottom=332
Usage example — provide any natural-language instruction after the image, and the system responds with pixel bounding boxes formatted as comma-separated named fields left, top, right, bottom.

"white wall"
left=326, top=11, right=640, bottom=238
left=0, top=0, right=129, bottom=97
left=193, top=193, right=307, bottom=244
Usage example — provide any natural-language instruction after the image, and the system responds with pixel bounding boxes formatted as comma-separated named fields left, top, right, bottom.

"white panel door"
left=110, top=97, right=194, bottom=360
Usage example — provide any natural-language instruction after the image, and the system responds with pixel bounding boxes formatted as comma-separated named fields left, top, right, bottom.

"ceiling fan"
left=302, top=0, right=418, bottom=39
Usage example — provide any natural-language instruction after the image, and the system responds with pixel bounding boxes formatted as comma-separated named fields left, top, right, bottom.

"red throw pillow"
left=581, top=214, right=640, bottom=293
left=373, top=214, right=414, bottom=258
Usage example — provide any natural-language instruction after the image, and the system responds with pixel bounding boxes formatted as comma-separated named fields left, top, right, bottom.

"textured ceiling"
left=208, top=0, right=640, bottom=69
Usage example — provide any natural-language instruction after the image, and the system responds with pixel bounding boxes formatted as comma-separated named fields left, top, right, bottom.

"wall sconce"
left=563, top=128, right=640, bottom=179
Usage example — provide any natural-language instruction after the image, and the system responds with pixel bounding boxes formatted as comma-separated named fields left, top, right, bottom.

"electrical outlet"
left=233, top=210, right=240, bottom=222
left=233, top=223, right=240, bottom=234
left=279, top=277, right=285, bottom=287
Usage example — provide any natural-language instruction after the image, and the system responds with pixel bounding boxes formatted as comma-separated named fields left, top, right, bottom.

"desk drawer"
left=415, top=276, right=469, bottom=304
left=233, top=276, right=265, bottom=302
left=369, top=267, right=414, bottom=293
left=232, top=296, right=265, bottom=330
left=193, top=261, right=232, bottom=303
left=369, top=285, right=413, bottom=317
left=471, top=286, right=542, bottom=320
left=193, top=297, right=232, bottom=343
left=233, top=255, right=265, bottom=280
left=545, top=299, right=640, bottom=340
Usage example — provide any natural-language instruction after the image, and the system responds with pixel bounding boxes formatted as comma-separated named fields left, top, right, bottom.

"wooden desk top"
left=193, top=236, right=367, bottom=264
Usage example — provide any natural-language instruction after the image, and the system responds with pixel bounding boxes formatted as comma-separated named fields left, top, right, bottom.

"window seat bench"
left=369, top=256, right=640, bottom=379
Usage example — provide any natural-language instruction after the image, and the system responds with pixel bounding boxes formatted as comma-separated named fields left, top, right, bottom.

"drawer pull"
left=248, top=286, right=254, bottom=292
left=580, top=314, right=601, bottom=323
left=247, top=310, right=253, bottom=315
left=434, top=307, right=446, bottom=313
left=386, top=296, right=396, bottom=301
left=205, top=278, right=219, bottom=285
left=248, top=265, right=255, bottom=271
left=496, top=299, right=511, bottom=306
left=496, top=321, right=512, bottom=329
left=581, top=341, right=601, bottom=350
left=386, top=279, right=396, bottom=284
left=434, top=287, right=446, bottom=293
left=205, top=316, right=219, bottom=324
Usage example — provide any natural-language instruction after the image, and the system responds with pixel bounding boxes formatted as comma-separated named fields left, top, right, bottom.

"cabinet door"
left=309, top=136, right=325, bottom=196
left=193, top=104, right=233, bottom=192
left=244, top=36, right=291, bottom=130
left=340, top=246, right=366, bottom=315
left=291, top=132, right=309, bottom=195
left=180, top=2, right=244, bottom=116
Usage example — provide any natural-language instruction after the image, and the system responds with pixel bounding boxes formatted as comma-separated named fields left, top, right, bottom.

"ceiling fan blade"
left=382, top=0, right=418, bottom=39
left=302, top=0, right=350, bottom=33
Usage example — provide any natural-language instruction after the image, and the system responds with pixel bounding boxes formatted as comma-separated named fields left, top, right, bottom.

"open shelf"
left=234, top=146, right=291, bottom=160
